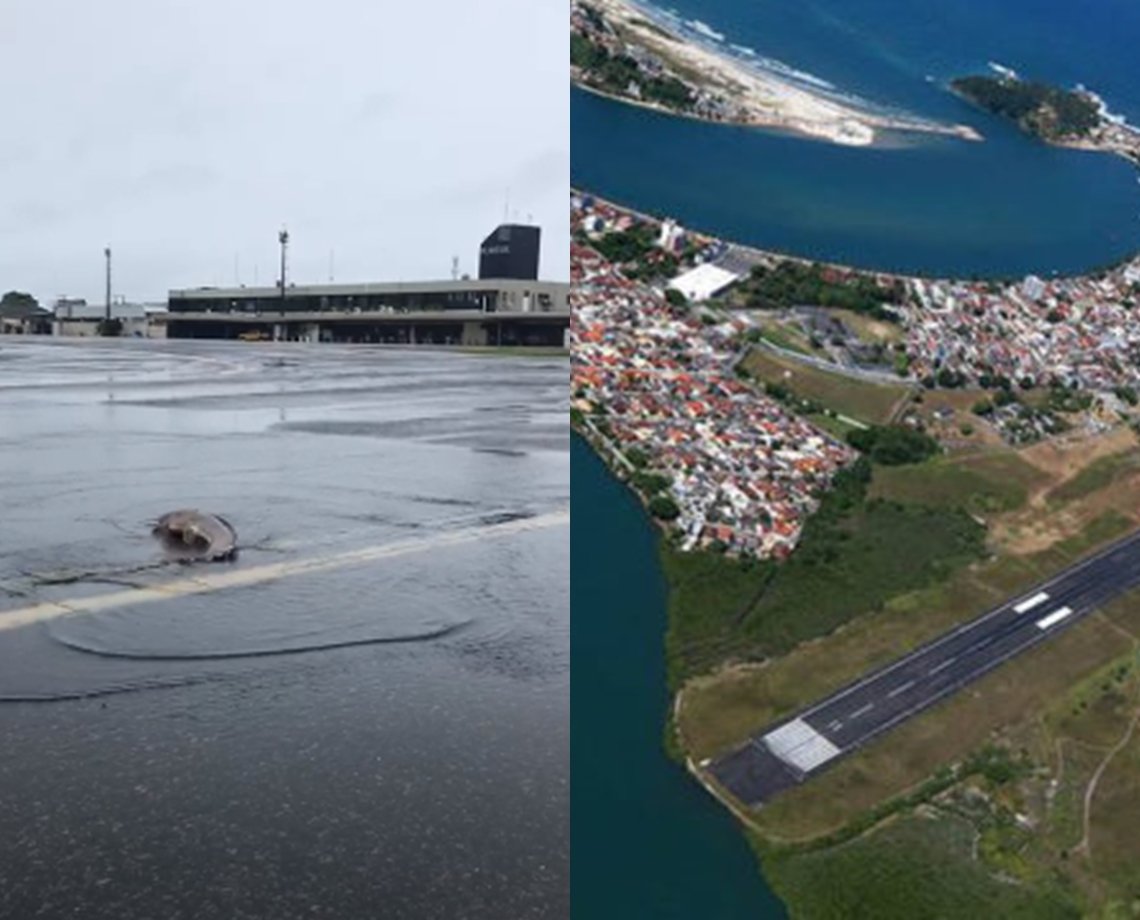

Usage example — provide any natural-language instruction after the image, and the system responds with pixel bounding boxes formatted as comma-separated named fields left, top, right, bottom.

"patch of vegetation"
left=751, top=324, right=814, bottom=356
left=590, top=223, right=657, bottom=264
left=649, top=495, right=680, bottom=520
left=625, top=446, right=650, bottom=469
left=762, top=815, right=1080, bottom=920
left=952, top=74, right=1101, bottom=140
left=588, top=222, right=682, bottom=282
left=663, top=457, right=986, bottom=683
left=1048, top=448, right=1140, bottom=505
left=847, top=424, right=940, bottom=466
left=631, top=470, right=671, bottom=495
left=742, top=349, right=910, bottom=425
left=571, top=32, right=694, bottom=110
left=870, top=452, right=1045, bottom=515
left=736, top=261, right=904, bottom=321
left=0, top=290, right=41, bottom=315
left=1045, top=384, right=1093, bottom=415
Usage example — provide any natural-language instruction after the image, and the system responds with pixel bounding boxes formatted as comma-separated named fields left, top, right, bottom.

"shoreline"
left=574, top=0, right=982, bottom=148
left=573, top=186, right=1140, bottom=284
left=571, top=433, right=788, bottom=915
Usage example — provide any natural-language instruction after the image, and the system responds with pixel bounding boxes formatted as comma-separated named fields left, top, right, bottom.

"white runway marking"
left=1036, top=606, right=1074, bottom=630
left=1013, top=591, right=1049, bottom=614
left=929, top=656, right=957, bottom=676
left=849, top=703, right=874, bottom=719
left=763, top=718, right=842, bottom=772
left=887, top=680, right=915, bottom=698
left=0, top=509, right=569, bottom=634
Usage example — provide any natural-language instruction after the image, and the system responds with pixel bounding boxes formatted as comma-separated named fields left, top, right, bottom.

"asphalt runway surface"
left=711, top=527, right=1140, bottom=806
left=0, top=339, right=569, bottom=920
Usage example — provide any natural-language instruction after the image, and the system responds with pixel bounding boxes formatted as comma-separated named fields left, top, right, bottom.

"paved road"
left=710, top=528, right=1140, bottom=805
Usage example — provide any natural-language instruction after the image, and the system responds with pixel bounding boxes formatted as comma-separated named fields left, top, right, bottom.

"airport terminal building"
left=166, top=224, right=568, bottom=347
left=165, top=278, right=568, bottom=346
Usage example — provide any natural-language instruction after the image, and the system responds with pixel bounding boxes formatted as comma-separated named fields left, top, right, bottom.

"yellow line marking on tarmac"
left=0, top=509, right=569, bottom=633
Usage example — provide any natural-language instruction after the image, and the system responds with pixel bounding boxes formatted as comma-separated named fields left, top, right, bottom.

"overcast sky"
left=0, top=0, right=568, bottom=305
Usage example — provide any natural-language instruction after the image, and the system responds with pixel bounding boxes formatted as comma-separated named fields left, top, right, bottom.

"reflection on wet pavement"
left=0, top=339, right=568, bottom=919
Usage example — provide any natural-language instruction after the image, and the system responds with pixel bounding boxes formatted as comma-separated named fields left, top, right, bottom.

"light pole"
left=104, top=247, right=112, bottom=323
left=278, top=228, right=289, bottom=311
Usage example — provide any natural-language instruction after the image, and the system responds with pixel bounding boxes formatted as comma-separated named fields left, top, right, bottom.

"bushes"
left=632, top=471, right=671, bottom=495
left=625, top=446, right=650, bottom=469
left=952, top=74, right=1101, bottom=139
left=847, top=425, right=940, bottom=466
left=742, top=261, right=902, bottom=320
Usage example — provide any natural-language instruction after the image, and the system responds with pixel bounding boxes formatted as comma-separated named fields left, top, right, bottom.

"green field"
left=742, top=348, right=911, bottom=425
left=871, top=450, right=1049, bottom=515
left=663, top=465, right=986, bottom=686
left=805, top=411, right=862, bottom=439
left=758, top=325, right=814, bottom=356
left=761, top=815, right=1079, bottom=920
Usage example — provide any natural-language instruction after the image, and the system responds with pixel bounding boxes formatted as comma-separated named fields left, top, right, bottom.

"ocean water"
left=572, top=0, right=1140, bottom=277
left=571, top=435, right=785, bottom=918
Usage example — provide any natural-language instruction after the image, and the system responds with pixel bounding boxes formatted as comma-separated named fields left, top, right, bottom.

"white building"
left=667, top=262, right=739, bottom=302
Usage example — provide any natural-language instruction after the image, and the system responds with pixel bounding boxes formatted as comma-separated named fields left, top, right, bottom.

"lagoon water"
left=572, top=436, right=785, bottom=918
left=573, top=0, right=1140, bottom=278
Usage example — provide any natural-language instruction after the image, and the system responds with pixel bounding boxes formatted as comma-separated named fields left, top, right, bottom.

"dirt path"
left=1074, top=704, right=1140, bottom=861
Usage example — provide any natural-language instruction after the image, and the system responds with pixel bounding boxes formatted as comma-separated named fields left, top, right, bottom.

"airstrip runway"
left=710, top=527, right=1140, bottom=805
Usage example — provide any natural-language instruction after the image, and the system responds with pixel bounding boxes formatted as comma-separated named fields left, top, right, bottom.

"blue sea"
left=572, top=0, right=1140, bottom=277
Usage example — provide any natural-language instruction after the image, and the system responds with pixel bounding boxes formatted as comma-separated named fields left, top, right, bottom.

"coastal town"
left=572, top=228, right=854, bottom=559
left=901, top=267, right=1140, bottom=395
left=572, top=188, right=1140, bottom=554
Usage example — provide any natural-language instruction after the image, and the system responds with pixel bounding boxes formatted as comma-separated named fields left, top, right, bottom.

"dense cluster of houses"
left=901, top=267, right=1140, bottom=393
left=575, top=189, right=1140, bottom=445
left=572, top=242, right=853, bottom=558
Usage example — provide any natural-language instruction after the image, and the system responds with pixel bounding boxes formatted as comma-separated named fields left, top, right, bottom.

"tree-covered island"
left=952, top=73, right=1140, bottom=165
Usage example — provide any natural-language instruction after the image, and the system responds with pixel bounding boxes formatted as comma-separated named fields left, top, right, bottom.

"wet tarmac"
left=0, top=339, right=569, bottom=919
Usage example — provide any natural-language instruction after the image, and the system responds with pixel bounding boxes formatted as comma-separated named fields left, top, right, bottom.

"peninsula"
left=571, top=0, right=981, bottom=146
left=953, top=72, right=1140, bottom=165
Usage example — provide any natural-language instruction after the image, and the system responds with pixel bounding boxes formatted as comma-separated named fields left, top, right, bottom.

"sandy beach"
left=585, top=0, right=981, bottom=147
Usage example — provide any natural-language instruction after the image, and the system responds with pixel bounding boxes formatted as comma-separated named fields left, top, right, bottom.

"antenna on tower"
left=504, top=188, right=510, bottom=223
left=451, top=255, right=459, bottom=280
left=329, top=249, right=335, bottom=283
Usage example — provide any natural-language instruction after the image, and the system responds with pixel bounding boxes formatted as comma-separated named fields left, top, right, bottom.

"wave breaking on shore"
left=591, top=0, right=981, bottom=146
